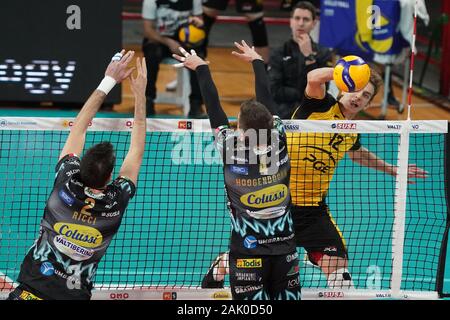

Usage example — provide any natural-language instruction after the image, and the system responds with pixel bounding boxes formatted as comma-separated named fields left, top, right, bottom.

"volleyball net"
left=0, top=118, right=448, bottom=300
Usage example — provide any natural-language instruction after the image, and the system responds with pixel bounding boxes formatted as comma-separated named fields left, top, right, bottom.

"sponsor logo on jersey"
left=234, top=285, right=263, bottom=294
left=288, top=277, right=300, bottom=288
left=230, top=155, right=248, bottom=163
left=236, top=259, right=262, bottom=268
left=276, top=154, right=289, bottom=167
left=105, top=201, right=118, bottom=209
left=243, top=236, right=258, bottom=249
left=40, top=261, right=55, bottom=276
left=287, top=265, right=299, bottom=276
left=53, top=222, right=103, bottom=248
left=286, top=252, right=298, bottom=263
left=53, top=235, right=95, bottom=261
left=240, top=184, right=288, bottom=208
left=235, top=273, right=258, bottom=282
left=59, top=190, right=74, bottom=206
left=101, top=210, right=120, bottom=218
left=65, top=169, right=79, bottom=177
left=257, top=233, right=295, bottom=244
left=253, top=145, right=272, bottom=155
left=84, top=187, right=105, bottom=200
left=323, top=246, right=337, bottom=253
left=245, top=206, right=286, bottom=220
left=230, top=165, right=249, bottom=176
left=275, top=145, right=286, bottom=155
left=19, top=290, right=42, bottom=300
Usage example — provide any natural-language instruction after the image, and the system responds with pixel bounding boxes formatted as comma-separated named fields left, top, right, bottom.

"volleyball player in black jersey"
left=173, top=41, right=300, bottom=300
left=8, top=51, right=147, bottom=300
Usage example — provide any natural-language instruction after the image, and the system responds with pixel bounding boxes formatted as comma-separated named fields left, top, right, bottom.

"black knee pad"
left=248, top=17, right=268, bottom=48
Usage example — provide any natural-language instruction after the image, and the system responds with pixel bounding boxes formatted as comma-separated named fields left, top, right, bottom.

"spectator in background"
left=280, top=0, right=321, bottom=42
left=268, top=1, right=333, bottom=119
left=202, top=0, right=270, bottom=63
left=142, top=0, right=207, bottom=118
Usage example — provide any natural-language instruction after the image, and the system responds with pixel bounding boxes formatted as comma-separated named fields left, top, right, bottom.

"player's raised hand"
left=130, top=57, right=147, bottom=97
left=188, top=16, right=204, bottom=27
left=231, top=40, right=263, bottom=63
left=172, top=47, right=209, bottom=70
left=105, top=50, right=136, bottom=83
left=406, top=164, right=429, bottom=184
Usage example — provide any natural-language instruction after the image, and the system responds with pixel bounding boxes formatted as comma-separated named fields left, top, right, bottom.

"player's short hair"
left=292, top=1, right=318, bottom=20
left=80, top=142, right=116, bottom=189
left=368, top=68, right=383, bottom=101
left=239, top=99, right=274, bottom=132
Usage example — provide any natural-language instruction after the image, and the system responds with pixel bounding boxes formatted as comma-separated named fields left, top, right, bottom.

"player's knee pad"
left=248, top=17, right=268, bottom=47
left=327, top=268, right=355, bottom=289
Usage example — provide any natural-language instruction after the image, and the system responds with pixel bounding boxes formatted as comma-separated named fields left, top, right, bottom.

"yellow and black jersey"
left=287, top=94, right=361, bottom=206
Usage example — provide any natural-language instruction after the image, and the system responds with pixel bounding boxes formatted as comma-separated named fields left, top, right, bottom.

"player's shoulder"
left=110, top=176, right=136, bottom=198
left=215, top=125, right=234, bottom=139
left=55, top=153, right=81, bottom=173
left=293, top=93, right=336, bottom=119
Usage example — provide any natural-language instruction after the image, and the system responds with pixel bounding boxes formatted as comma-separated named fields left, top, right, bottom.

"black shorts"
left=229, top=251, right=301, bottom=300
left=292, top=205, right=348, bottom=265
left=7, top=285, right=43, bottom=300
left=203, top=0, right=263, bottom=13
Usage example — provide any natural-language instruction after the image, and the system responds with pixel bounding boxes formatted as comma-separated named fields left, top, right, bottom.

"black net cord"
left=436, top=122, right=450, bottom=297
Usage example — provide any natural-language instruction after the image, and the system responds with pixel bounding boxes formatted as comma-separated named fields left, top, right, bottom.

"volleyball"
left=333, top=55, right=371, bottom=92
left=177, top=23, right=206, bottom=49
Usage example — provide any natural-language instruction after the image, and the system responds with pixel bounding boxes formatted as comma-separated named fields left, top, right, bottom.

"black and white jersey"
left=216, top=117, right=296, bottom=256
left=17, top=154, right=135, bottom=300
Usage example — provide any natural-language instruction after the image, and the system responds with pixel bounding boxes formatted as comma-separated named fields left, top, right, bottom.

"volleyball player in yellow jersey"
left=201, top=65, right=429, bottom=290
left=288, top=67, right=428, bottom=288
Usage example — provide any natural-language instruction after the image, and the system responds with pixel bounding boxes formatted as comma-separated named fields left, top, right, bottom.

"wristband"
left=97, top=76, right=117, bottom=95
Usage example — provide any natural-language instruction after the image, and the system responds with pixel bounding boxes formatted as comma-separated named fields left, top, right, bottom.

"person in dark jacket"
left=268, top=1, right=332, bottom=119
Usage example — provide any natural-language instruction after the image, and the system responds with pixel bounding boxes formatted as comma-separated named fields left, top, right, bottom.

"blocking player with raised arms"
left=173, top=41, right=300, bottom=300
left=201, top=64, right=429, bottom=291
left=8, top=51, right=148, bottom=300
left=286, top=66, right=429, bottom=288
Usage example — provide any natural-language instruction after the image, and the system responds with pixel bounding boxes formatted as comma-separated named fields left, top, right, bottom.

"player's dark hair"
left=292, top=1, right=317, bottom=20
left=239, top=99, right=274, bottom=146
left=368, top=68, right=383, bottom=102
left=80, top=142, right=116, bottom=189
left=239, top=99, right=273, bottom=132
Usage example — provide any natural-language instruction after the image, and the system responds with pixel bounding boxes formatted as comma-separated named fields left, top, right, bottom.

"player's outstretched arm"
left=173, top=47, right=229, bottom=129
left=348, top=147, right=429, bottom=184
left=119, top=58, right=147, bottom=185
left=59, top=50, right=135, bottom=159
left=304, top=67, right=334, bottom=100
left=232, top=40, right=278, bottom=116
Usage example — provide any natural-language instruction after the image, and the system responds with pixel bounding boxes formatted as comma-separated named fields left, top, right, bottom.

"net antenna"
left=407, top=0, right=419, bottom=120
